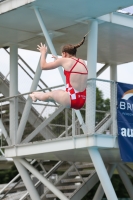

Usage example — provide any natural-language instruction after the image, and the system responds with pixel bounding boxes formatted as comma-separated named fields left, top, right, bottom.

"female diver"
left=30, top=37, right=88, bottom=110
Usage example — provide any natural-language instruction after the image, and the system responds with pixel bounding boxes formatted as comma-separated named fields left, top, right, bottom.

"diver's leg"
left=30, top=90, right=71, bottom=108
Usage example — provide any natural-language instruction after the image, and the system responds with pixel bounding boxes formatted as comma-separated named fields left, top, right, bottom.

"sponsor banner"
left=117, top=82, right=133, bottom=162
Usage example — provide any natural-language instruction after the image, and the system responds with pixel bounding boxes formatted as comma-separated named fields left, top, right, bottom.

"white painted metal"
left=0, top=72, right=56, bottom=140
left=65, top=109, right=68, bottom=137
left=14, top=158, right=40, bottom=200
left=0, top=0, right=35, bottom=14
left=110, top=65, right=117, bottom=136
left=72, top=109, right=75, bottom=137
left=88, top=147, right=118, bottom=200
left=22, top=105, right=65, bottom=143
left=19, top=158, right=69, bottom=200
left=0, top=119, right=11, bottom=145
left=93, top=164, right=116, bottom=200
left=10, top=44, right=18, bottom=145
left=120, top=164, right=133, bottom=177
left=17, top=59, right=42, bottom=143
left=97, top=64, right=110, bottom=77
left=4, top=134, right=119, bottom=160
left=96, top=116, right=112, bottom=134
left=98, top=12, right=133, bottom=28
left=110, top=64, right=117, bottom=82
left=86, top=20, right=98, bottom=134
left=117, top=165, right=133, bottom=199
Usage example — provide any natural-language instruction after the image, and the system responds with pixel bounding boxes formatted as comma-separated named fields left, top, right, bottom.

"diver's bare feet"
left=29, top=94, right=37, bottom=102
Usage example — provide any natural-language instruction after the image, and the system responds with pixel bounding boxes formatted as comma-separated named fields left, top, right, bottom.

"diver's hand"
left=37, top=43, right=47, bottom=54
left=51, top=54, right=58, bottom=60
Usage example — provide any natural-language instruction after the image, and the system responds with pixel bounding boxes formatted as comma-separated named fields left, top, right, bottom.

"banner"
left=117, top=82, right=133, bottom=162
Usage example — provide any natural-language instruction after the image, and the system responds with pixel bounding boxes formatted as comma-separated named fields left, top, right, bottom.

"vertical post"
left=86, top=20, right=98, bottom=134
left=117, top=165, right=133, bottom=199
left=10, top=45, right=18, bottom=145
left=17, top=60, right=42, bottom=143
left=72, top=109, right=75, bottom=137
left=110, top=64, right=117, bottom=135
left=14, top=159, right=40, bottom=200
left=65, top=109, right=68, bottom=137
left=88, top=147, right=118, bottom=200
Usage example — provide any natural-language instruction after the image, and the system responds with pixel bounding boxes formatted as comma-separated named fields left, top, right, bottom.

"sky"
left=0, top=47, right=133, bottom=117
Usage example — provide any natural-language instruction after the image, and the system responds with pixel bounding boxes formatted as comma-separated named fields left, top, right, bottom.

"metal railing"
left=0, top=74, right=118, bottom=149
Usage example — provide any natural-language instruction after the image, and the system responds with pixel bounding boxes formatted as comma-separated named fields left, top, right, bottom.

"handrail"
left=0, top=77, right=115, bottom=103
left=0, top=84, right=64, bottom=102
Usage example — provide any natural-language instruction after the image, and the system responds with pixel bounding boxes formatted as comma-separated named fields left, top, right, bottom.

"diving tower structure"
left=0, top=0, right=133, bottom=199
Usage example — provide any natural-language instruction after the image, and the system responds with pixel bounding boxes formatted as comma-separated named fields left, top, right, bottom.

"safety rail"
left=0, top=77, right=117, bottom=147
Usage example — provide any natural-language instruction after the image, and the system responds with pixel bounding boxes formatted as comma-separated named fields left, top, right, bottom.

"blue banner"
left=117, top=82, right=133, bottom=162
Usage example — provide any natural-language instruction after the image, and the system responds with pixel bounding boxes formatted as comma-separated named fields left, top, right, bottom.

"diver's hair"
left=61, top=36, right=86, bottom=56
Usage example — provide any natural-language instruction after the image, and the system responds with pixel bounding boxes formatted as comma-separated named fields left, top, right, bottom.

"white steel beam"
left=0, top=0, right=35, bottom=15
left=110, top=65, right=117, bottom=136
left=96, top=116, right=112, bottom=134
left=93, top=164, right=116, bottom=200
left=86, top=20, right=98, bottom=134
left=10, top=44, right=18, bottom=145
left=97, top=63, right=109, bottom=77
left=22, top=105, right=65, bottom=143
left=19, top=158, right=69, bottom=200
left=71, top=173, right=99, bottom=200
left=98, top=12, right=133, bottom=29
left=88, top=147, right=118, bottom=200
left=14, top=158, right=40, bottom=200
left=17, top=59, right=42, bottom=143
left=117, top=165, right=133, bottom=199
left=33, top=6, right=87, bottom=134
left=0, top=119, right=11, bottom=145
left=5, top=134, right=119, bottom=158
left=120, top=164, right=133, bottom=177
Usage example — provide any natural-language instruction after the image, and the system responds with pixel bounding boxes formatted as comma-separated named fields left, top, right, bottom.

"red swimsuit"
left=64, top=58, right=88, bottom=110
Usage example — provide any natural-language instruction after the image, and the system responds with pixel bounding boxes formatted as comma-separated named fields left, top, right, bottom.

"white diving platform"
left=4, top=134, right=120, bottom=162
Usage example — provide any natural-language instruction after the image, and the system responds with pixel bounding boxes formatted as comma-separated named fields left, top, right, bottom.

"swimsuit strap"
left=71, top=58, right=88, bottom=73
left=70, top=58, right=79, bottom=73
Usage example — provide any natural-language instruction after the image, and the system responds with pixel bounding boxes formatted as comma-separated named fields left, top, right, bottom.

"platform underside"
left=0, top=0, right=133, bottom=64
left=4, top=134, right=123, bottom=163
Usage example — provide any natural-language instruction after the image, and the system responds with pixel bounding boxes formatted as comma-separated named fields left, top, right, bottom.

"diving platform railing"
left=0, top=78, right=116, bottom=147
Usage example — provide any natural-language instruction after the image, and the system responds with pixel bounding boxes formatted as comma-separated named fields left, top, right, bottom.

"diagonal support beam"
left=22, top=105, right=65, bottom=143
left=97, top=63, right=109, bottom=77
left=14, top=158, right=40, bottom=200
left=119, top=163, right=133, bottom=177
left=0, top=119, right=11, bottom=145
left=18, top=158, right=69, bottom=200
left=117, top=165, right=133, bottom=199
left=33, top=6, right=64, bottom=81
left=93, top=164, right=116, bottom=200
left=17, top=59, right=42, bottom=143
left=88, top=147, right=118, bottom=200
left=33, top=6, right=87, bottom=134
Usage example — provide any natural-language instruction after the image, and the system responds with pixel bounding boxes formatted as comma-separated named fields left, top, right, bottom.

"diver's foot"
left=29, top=94, right=37, bottom=102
